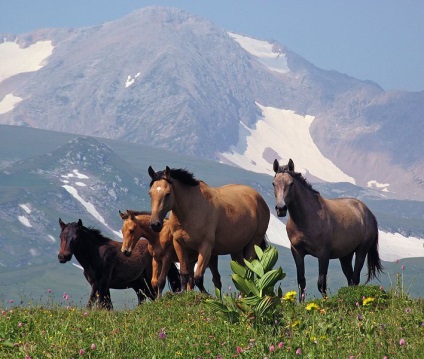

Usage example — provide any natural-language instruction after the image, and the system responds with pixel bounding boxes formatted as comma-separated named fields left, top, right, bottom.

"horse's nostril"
left=150, top=222, right=162, bottom=232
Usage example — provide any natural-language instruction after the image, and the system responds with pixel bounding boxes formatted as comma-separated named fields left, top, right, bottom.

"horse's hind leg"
left=339, top=253, right=354, bottom=286
left=352, top=249, right=368, bottom=285
left=208, top=255, right=222, bottom=290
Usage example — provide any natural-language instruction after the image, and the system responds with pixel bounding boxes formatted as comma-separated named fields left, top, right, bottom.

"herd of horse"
left=58, top=159, right=383, bottom=309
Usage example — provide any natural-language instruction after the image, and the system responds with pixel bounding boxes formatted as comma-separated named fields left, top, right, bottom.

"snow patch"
left=367, top=180, right=390, bottom=192
left=0, top=40, right=54, bottom=83
left=0, top=94, right=22, bottom=114
left=220, top=103, right=355, bottom=183
left=75, top=182, right=87, bottom=187
left=47, top=234, right=56, bottom=243
left=19, top=203, right=31, bottom=214
left=18, top=216, right=32, bottom=228
left=228, top=32, right=289, bottom=74
left=125, top=72, right=141, bottom=88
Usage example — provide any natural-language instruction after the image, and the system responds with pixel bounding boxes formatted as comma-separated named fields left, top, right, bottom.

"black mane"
left=126, top=210, right=151, bottom=216
left=80, top=225, right=112, bottom=243
left=278, top=168, right=319, bottom=195
left=150, top=168, right=199, bottom=187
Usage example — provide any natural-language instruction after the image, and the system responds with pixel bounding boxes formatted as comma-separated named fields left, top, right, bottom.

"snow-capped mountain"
left=0, top=6, right=423, bottom=202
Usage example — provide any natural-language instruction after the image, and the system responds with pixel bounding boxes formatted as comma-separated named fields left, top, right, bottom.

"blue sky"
left=1, top=0, right=423, bottom=92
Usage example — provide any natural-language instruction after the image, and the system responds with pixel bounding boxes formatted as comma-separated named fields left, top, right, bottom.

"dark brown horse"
left=272, top=159, right=383, bottom=300
left=57, top=218, right=180, bottom=309
left=148, top=166, right=270, bottom=292
left=119, top=210, right=221, bottom=298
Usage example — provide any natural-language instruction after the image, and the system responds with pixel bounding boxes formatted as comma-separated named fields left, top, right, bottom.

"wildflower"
left=405, top=308, right=411, bottom=313
left=357, top=315, right=363, bottom=321
left=9, top=299, right=13, bottom=303
left=296, top=348, right=302, bottom=355
left=399, top=338, right=406, bottom=346
left=401, top=265, right=405, bottom=270
left=18, top=322, right=23, bottom=327
left=236, top=346, right=243, bottom=353
left=25, top=356, right=31, bottom=359
left=83, top=312, right=88, bottom=317
left=91, top=343, right=96, bottom=350
left=362, top=297, right=375, bottom=306
left=158, top=327, right=166, bottom=340
left=278, top=342, right=283, bottom=349
left=306, top=302, right=319, bottom=311
left=1, top=310, right=5, bottom=315
left=269, top=345, right=275, bottom=352
left=283, top=291, right=297, bottom=302
left=47, top=289, right=52, bottom=293
left=349, top=356, right=354, bottom=359
left=79, top=348, right=85, bottom=355
left=228, top=285, right=232, bottom=291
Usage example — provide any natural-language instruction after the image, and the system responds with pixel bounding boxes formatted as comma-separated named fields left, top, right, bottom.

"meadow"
left=1, top=260, right=423, bottom=359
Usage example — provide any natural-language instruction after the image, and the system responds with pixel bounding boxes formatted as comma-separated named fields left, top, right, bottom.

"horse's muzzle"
left=58, top=253, right=72, bottom=263
left=275, top=205, right=287, bottom=217
left=122, top=249, right=132, bottom=257
left=149, top=221, right=163, bottom=232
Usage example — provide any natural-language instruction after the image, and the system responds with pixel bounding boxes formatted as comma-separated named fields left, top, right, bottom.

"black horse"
left=58, top=218, right=180, bottom=309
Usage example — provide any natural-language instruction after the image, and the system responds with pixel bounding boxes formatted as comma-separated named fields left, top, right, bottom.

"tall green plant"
left=205, top=245, right=286, bottom=329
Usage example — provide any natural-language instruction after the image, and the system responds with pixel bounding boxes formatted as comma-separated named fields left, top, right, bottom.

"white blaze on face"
left=156, top=186, right=162, bottom=192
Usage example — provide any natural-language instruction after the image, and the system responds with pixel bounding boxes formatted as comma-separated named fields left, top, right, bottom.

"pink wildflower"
left=399, top=338, right=406, bottom=346
left=18, top=322, right=23, bottom=327
left=296, top=348, right=302, bottom=355
left=91, top=343, right=96, bottom=350
left=79, top=348, right=85, bottom=355
left=269, top=345, right=275, bottom=352
left=236, top=346, right=243, bottom=353
left=278, top=341, right=283, bottom=349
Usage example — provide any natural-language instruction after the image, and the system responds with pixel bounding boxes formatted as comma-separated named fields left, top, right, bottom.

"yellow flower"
left=362, top=297, right=375, bottom=306
left=283, top=291, right=297, bottom=302
left=306, top=302, right=320, bottom=311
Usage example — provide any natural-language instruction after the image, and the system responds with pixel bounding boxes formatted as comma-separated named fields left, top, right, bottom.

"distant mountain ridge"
left=0, top=6, right=423, bottom=200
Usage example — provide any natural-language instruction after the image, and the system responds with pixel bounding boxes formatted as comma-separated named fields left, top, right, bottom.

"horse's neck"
left=73, top=231, right=102, bottom=267
left=171, top=181, right=203, bottom=222
left=136, top=217, right=159, bottom=243
left=288, top=183, right=321, bottom=224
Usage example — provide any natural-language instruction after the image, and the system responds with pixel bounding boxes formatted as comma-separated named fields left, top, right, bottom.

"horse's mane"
left=150, top=168, right=199, bottom=187
left=80, top=225, right=112, bottom=243
left=126, top=210, right=151, bottom=217
left=170, top=168, right=199, bottom=186
left=278, top=169, right=320, bottom=195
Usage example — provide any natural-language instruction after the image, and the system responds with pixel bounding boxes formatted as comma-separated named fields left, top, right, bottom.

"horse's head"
left=119, top=210, right=144, bottom=256
left=272, top=158, right=295, bottom=217
left=148, top=166, right=174, bottom=232
left=58, top=218, right=82, bottom=263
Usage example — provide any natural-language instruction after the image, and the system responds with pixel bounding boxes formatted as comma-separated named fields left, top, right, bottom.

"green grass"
left=1, top=285, right=423, bottom=359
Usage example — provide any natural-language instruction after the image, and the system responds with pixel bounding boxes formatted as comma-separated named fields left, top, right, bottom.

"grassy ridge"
left=1, top=285, right=423, bottom=359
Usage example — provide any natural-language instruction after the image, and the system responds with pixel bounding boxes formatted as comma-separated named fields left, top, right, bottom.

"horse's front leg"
left=156, top=257, right=173, bottom=299
left=317, top=255, right=330, bottom=298
left=193, top=244, right=212, bottom=293
left=87, top=285, right=97, bottom=309
left=291, top=246, right=306, bottom=302
left=151, top=258, right=162, bottom=297
left=173, top=238, right=191, bottom=291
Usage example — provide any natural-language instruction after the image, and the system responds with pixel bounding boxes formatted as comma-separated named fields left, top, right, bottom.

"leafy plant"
left=205, top=245, right=286, bottom=329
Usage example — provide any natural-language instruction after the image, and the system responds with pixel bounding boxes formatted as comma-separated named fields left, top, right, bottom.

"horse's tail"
left=167, top=262, right=182, bottom=292
left=366, top=218, right=384, bottom=283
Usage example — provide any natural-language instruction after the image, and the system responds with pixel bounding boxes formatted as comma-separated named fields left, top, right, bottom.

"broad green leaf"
left=244, top=258, right=265, bottom=277
left=230, top=260, right=246, bottom=277
left=257, top=268, right=286, bottom=291
left=254, top=244, right=264, bottom=260
left=204, top=299, right=231, bottom=313
left=245, top=279, right=260, bottom=297
left=261, top=246, right=279, bottom=272
left=231, top=274, right=251, bottom=294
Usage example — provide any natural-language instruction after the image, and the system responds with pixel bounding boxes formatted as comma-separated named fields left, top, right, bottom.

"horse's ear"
left=148, top=166, right=156, bottom=179
left=77, top=219, right=83, bottom=226
left=119, top=210, right=126, bottom=219
left=127, top=210, right=135, bottom=220
left=165, top=166, right=171, bottom=180
left=273, top=159, right=279, bottom=173
left=59, top=218, right=66, bottom=229
left=288, top=158, right=294, bottom=172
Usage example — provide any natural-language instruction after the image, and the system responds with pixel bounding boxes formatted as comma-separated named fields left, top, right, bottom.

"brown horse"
left=119, top=210, right=222, bottom=298
left=57, top=218, right=180, bottom=309
left=272, top=159, right=383, bottom=301
left=148, top=166, right=270, bottom=292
